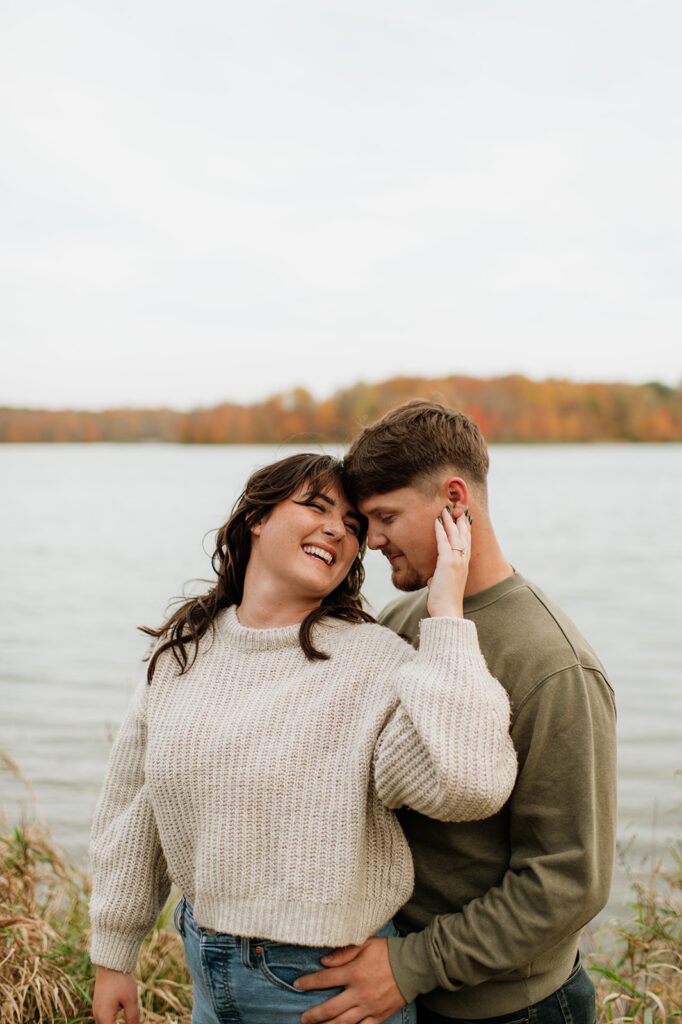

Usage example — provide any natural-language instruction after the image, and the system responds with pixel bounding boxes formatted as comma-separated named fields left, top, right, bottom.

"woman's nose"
left=322, top=516, right=344, bottom=538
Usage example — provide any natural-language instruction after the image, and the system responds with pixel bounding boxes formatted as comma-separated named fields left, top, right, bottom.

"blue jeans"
left=175, top=896, right=417, bottom=1024
left=416, top=955, right=595, bottom=1024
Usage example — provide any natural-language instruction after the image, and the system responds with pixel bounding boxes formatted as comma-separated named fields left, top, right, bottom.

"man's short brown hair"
left=343, top=399, right=489, bottom=500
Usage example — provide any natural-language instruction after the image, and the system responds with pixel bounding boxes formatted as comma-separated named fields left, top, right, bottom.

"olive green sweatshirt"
left=381, top=572, right=617, bottom=1019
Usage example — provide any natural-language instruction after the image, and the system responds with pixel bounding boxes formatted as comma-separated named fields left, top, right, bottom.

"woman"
left=90, top=453, right=516, bottom=1024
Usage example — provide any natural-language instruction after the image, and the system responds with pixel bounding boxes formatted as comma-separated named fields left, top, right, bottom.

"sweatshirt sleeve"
left=373, top=617, right=517, bottom=822
left=386, top=665, right=617, bottom=1002
left=89, top=676, right=171, bottom=973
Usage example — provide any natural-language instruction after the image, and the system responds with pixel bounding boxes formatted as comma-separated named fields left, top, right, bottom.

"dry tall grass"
left=1, top=753, right=680, bottom=1023
left=587, top=837, right=682, bottom=1024
left=1, top=754, right=191, bottom=1023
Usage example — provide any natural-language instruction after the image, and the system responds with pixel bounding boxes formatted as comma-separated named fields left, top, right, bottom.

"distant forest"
left=2, top=374, right=681, bottom=443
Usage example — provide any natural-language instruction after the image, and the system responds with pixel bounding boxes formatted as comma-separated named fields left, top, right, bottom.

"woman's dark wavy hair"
left=140, top=453, right=374, bottom=682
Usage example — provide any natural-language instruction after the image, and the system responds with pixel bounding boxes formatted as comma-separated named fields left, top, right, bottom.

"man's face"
left=357, top=485, right=444, bottom=591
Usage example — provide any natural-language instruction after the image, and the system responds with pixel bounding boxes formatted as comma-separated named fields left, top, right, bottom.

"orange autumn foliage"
left=1, top=375, right=681, bottom=444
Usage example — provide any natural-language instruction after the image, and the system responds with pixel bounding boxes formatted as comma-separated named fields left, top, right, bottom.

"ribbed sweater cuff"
left=90, top=930, right=144, bottom=974
left=387, top=930, right=440, bottom=1003
left=418, top=615, right=479, bottom=657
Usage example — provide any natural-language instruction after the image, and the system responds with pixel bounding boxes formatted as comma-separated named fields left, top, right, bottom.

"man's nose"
left=366, top=522, right=386, bottom=550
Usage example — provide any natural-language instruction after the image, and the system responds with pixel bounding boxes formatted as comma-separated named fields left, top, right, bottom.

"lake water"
left=1, top=443, right=681, bottom=922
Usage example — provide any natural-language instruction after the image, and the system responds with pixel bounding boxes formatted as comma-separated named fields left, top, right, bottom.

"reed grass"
left=1, top=753, right=679, bottom=1023
left=1, top=754, right=191, bottom=1024
left=586, top=834, right=682, bottom=1024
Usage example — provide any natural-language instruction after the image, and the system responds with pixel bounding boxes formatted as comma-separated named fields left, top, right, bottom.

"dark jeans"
left=417, top=956, right=595, bottom=1024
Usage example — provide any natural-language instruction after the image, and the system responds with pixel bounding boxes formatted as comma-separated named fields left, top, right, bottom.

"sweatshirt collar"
left=463, top=570, right=527, bottom=613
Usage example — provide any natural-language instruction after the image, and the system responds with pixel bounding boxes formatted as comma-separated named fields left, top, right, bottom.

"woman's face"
left=249, top=479, right=363, bottom=604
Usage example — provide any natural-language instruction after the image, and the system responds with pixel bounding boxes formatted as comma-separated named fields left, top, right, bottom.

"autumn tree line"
left=1, top=374, right=681, bottom=444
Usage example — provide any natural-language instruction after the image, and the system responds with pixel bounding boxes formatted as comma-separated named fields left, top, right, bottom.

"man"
left=294, top=399, right=616, bottom=1024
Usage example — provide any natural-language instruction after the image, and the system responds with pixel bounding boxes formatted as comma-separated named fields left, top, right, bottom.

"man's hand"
left=92, top=965, right=139, bottom=1024
left=295, top=936, right=406, bottom=1024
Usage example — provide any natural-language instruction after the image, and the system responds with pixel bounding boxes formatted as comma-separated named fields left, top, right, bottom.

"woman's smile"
left=301, top=543, right=337, bottom=566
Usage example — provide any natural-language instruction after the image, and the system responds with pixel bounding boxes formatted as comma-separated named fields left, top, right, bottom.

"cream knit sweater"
left=89, top=607, right=516, bottom=973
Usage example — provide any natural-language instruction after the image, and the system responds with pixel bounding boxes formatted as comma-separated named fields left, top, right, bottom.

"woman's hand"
left=92, top=966, right=139, bottom=1024
left=426, top=506, right=471, bottom=619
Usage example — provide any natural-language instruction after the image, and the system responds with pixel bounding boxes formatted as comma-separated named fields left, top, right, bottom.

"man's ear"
left=443, top=477, right=468, bottom=517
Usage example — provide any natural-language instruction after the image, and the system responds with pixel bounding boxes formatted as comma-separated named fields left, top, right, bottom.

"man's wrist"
left=387, top=931, right=440, bottom=1004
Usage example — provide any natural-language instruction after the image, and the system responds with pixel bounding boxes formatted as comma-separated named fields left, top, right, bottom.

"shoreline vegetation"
left=2, top=374, right=682, bottom=444
left=1, top=758, right=680, bottom=1023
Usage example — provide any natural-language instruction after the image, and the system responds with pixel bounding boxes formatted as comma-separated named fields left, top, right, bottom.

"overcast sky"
left=2, top=0, right=680, bottom=410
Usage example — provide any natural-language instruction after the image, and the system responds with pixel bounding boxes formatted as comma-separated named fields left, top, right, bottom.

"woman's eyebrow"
left=315, top=492, right=362, bottom=523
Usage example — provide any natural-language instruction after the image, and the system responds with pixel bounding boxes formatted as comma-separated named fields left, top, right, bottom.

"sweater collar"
left=216, top=602, right=356, bottom=651
left=216, top=605, right=304, bottom=651
left=216, top=605, right=354, bottom=651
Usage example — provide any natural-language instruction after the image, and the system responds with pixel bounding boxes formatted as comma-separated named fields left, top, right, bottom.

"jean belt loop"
left=241, top=935, right=251, bottom=968
left=179, top=896, right=186, bottom=937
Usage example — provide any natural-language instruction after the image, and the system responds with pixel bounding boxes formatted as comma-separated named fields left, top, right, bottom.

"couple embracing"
left=90, top=401, right=617, bottom=1024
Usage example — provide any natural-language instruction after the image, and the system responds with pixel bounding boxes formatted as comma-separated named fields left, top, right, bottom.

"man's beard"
left=391, top=563, right=427, bottom=592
